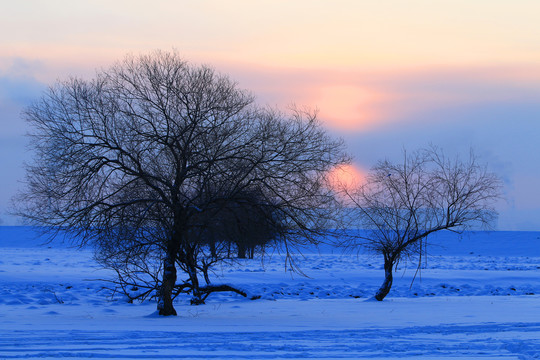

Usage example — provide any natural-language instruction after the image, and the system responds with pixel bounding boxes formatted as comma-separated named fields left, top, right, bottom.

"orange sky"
left=1, top=1, right=540, bottom=229
left=2, top=0, right=540, bottom=133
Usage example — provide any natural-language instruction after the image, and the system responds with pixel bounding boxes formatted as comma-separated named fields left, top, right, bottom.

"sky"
left=1, top=0, right=539, bottom=230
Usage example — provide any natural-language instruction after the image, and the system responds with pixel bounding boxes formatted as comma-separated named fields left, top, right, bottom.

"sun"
left=327, top=163, right=367, bottom=192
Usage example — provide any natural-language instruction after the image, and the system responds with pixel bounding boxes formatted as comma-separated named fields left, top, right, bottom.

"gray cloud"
left=339, top=100, right=540, bottom=230
left=0, top=60, right=47, bottom=138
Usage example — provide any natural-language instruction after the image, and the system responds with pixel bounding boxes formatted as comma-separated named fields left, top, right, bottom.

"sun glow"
left=315, top=85, right=386, bottom=131
left=328, top=163, right=367, bottom=193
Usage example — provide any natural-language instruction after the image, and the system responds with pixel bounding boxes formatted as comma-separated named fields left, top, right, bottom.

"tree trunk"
left=158, top=243, right=179, bottom=316
left=209, top=241, right=217, bottom=259
left=237, top=242, right=247, bottom=259
left=375, top=258, right=394, bottom=301
left=188, top=263, right=204, bottom=305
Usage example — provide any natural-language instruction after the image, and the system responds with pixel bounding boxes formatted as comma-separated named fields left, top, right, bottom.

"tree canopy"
left=15, top=50, right=350, bottom=315
left=342, top=147, right=502, bottom=300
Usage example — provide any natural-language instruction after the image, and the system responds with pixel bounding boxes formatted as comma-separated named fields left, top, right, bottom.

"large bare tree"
left=343, top=147, right=502, bottom=301
left=15, top=51, right=349, bottom=315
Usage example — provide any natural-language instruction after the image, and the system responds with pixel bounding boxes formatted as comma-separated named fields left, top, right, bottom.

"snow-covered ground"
left=1, top=227, right=540, bottom=359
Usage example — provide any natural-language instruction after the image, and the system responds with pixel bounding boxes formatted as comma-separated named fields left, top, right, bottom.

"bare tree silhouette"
left=342, top=147, right=501, bottom=301
left=15, top=51, right=349, bottom=315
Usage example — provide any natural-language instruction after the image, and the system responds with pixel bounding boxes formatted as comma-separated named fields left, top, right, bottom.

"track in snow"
left=1, top=323, right=540, bottom=359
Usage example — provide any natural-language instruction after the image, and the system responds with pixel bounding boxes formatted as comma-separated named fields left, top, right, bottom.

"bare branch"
left=14, top=50, right=349, bottom=315
left=339, top=146, right=502, bottom=301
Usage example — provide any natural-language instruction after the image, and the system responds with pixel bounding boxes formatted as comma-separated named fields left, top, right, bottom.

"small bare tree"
left=343, top=147, right=502, bottom=301
left=15, top=50, right=349, bottom=315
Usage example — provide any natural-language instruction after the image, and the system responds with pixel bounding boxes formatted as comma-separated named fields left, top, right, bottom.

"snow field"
left=1, top=227, right=540, bottom=359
